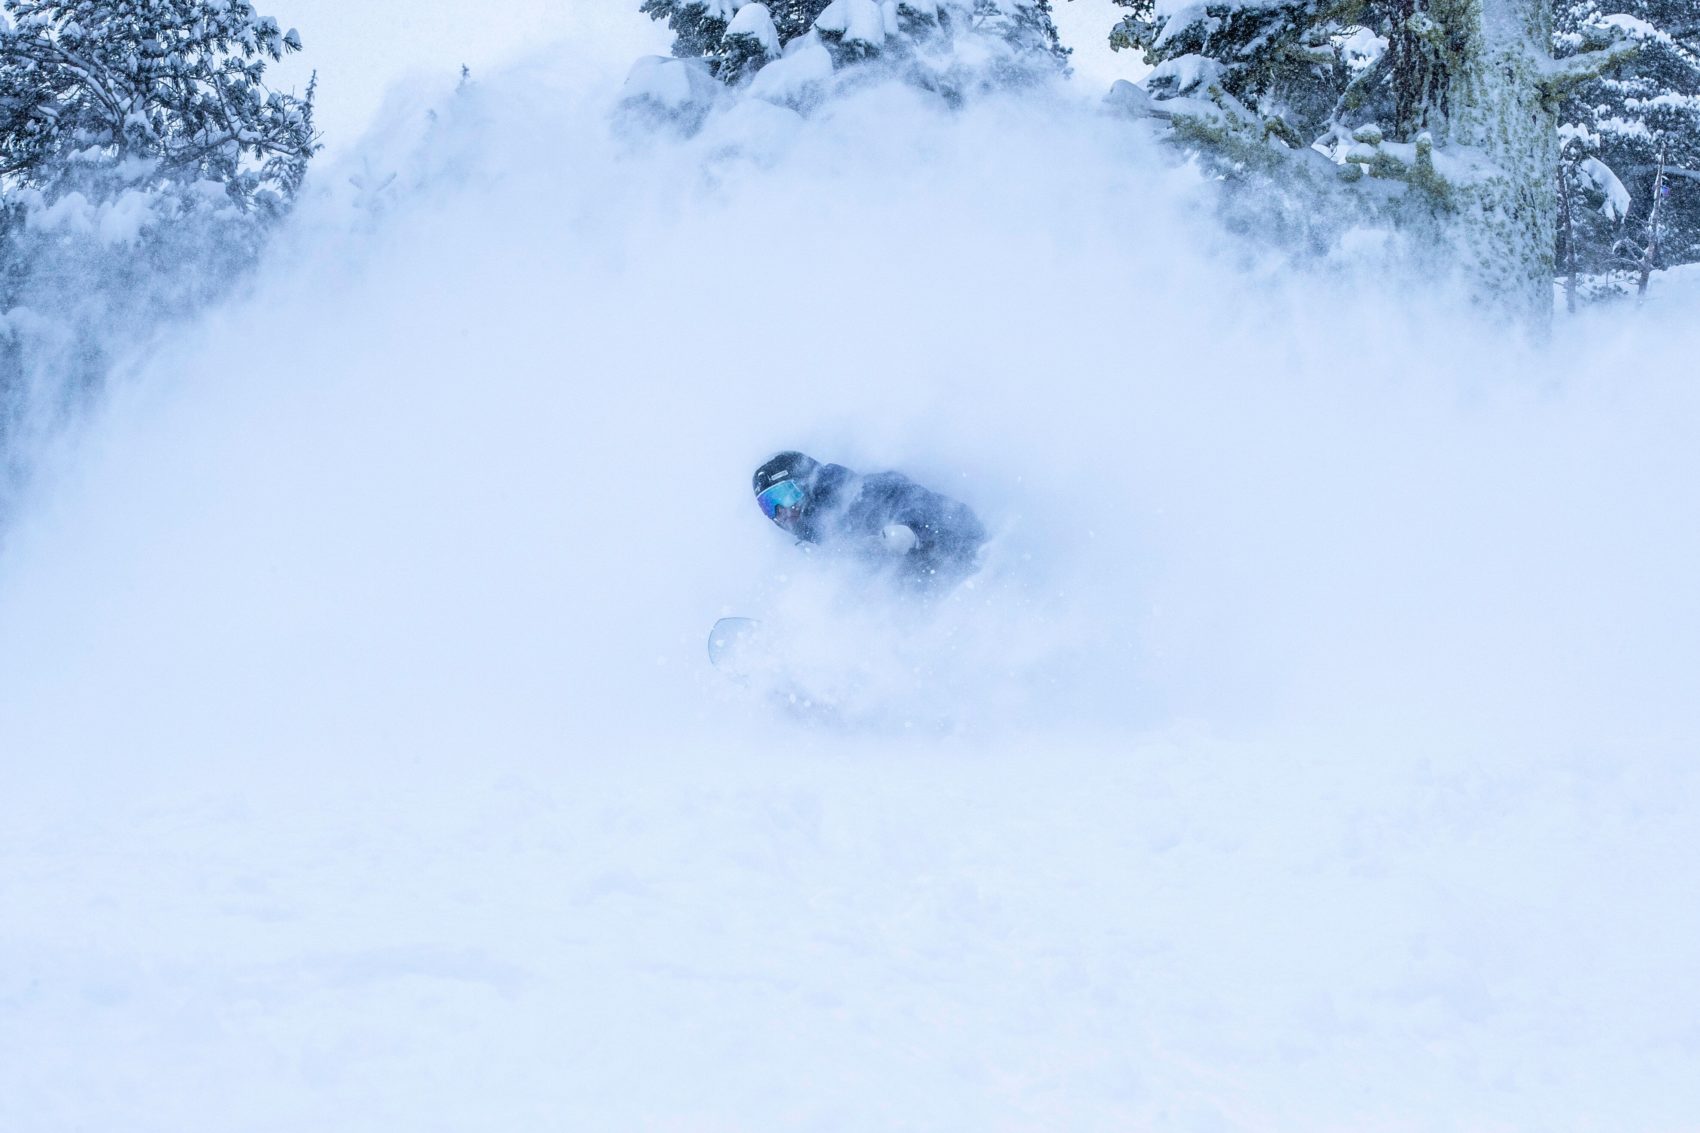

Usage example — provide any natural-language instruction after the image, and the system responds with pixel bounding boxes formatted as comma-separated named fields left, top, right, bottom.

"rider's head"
left=753, top=451, right=819, bottom=532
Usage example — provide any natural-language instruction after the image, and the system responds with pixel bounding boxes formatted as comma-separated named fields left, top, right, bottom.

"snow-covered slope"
left=2, top=36, right=1698, bottom=1133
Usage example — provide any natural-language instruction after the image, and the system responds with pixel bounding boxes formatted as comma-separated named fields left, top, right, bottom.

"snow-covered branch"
left=1540, top=38, right=1642, bottom=105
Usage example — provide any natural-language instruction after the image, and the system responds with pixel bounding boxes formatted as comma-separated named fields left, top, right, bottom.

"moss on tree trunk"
left=1443, top=0, right=1558, bottom=330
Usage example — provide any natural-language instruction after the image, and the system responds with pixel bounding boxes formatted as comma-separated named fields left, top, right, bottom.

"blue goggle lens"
left=757, top=479, right=805, bottom=520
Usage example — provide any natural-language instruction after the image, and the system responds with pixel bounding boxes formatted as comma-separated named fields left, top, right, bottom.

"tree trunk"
left=1557, top=166, right=1577, bottom=314
left=1441, top=0, right=1558, bottom=332
left=1636, top=146, right=1667, bottom=302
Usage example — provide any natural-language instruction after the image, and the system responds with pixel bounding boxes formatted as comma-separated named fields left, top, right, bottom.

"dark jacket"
left=793, top=463, right=986, bottom=589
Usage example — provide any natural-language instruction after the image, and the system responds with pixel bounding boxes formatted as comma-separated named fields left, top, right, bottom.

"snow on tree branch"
left=629, top=0, right=1069, bottom=123
left=0, top=0, right=318, bottom=207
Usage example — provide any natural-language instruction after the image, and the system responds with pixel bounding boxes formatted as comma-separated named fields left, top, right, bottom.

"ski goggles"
left=757, top=478, right=806, bottom=521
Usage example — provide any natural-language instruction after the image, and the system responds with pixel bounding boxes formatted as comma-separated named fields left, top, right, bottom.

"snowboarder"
left=752, top=451, right=987, bottom=592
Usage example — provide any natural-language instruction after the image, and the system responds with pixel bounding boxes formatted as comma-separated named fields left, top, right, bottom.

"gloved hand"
left=880, top=524, right=919, bottom=555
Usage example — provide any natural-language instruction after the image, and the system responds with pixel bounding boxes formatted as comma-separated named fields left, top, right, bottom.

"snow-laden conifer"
left=0, top=0, right=317, bottom=498
left=1107, top=0, right=1643, bottom=328
left=723, top=3, right=782, bottom=83
left=0, top=0, right=316, bottom=208
left=635, top=0, right=1068, bottom=104
left=1555, top=0, right=1700, bottom=299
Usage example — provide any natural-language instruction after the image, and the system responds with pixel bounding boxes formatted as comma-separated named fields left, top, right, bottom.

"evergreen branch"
left=1539, top=38, right=1641, bottom=107
left=0, top=39, right=130, bottom=127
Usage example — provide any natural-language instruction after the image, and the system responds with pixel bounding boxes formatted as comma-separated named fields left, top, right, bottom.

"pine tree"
left=1109, top=0, right=1640, bottom=329
left=0, top=0, right=316, bottom=208
left=1556, top=0, right=1700, bottom=294
left=1556, top=132, right=1633, bottom=306
left=638, top=0, right=1068, bottom=94
left=0, top=0, right=318, bottom=496
left=722, top=3, right=783, bottom=83
left=640, top=0, right=743, bottom=76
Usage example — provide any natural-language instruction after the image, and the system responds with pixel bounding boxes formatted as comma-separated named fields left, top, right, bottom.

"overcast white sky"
left=264, top=0, right=1133, bottom=152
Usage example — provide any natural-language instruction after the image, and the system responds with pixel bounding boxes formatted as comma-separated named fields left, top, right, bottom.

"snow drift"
left=1, top=22, right=1697, bottom=1133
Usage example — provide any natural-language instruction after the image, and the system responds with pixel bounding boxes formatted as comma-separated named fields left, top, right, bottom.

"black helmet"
left=753, top=451, right=818, bottom=531
left=752, top=451, right=819, bottom=496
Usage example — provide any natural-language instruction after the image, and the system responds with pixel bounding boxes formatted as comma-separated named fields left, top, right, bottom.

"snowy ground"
left=3, top=26, right=1699, bottom=1133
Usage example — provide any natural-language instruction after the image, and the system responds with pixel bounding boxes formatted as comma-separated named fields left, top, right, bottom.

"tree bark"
left=1441, top=0, right=1558, bottom=332
left=1557, top=166, right=1577, bottom=314
left=1635, top=147, right=1667, bottom=302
